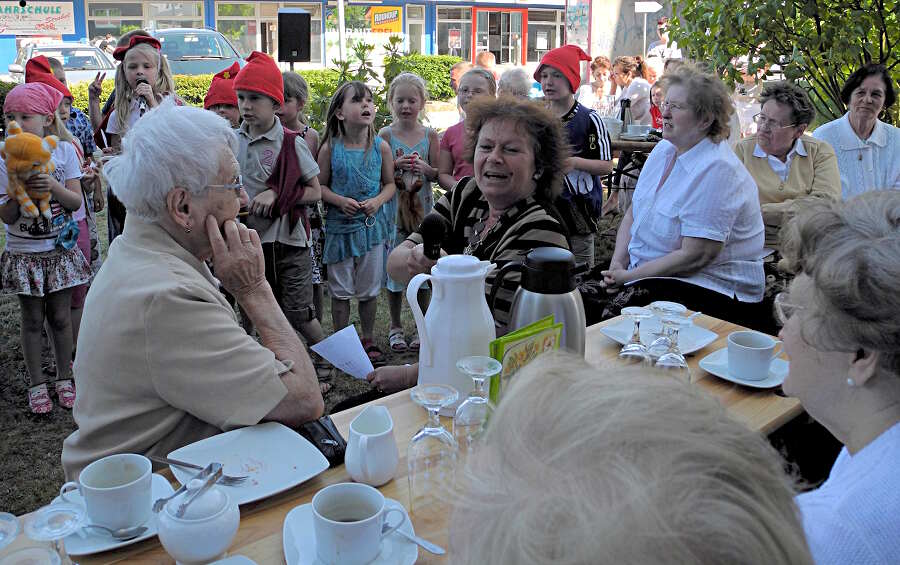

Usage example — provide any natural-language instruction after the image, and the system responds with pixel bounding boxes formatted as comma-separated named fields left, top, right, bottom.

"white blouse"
left=628, top=138, right=765, bottom=302
left=812, top=113, right=900, bottom=199
left=620, top=78, right=652, bottom=125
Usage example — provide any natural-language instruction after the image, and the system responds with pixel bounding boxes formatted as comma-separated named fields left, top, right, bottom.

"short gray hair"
left=760, top=81, right=816, bottom=128
left=780, top=191, right=900, bottom=377
left=450, top=353, right=812, bottom=565
left=497, top=68, right=531, bottom=98
left=659, top=63, right=735, bottom=143
left=103, top=98, right=239, bottom=221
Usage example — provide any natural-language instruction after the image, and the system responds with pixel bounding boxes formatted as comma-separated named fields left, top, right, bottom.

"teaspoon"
left=84, top=523, right=148, bottom=540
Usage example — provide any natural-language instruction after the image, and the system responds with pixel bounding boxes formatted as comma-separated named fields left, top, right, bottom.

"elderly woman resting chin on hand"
left=589, top=64, right=766, bottom=330
left=368, top=95, right=571, bottom=394
left=61, top=100, right=323, bottom=481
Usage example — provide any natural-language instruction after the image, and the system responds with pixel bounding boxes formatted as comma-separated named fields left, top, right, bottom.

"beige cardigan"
left=734, top=134, right=841, bottom=247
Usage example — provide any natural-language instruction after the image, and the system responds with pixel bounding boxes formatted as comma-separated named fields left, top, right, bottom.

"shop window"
left=407, top=4, right=425, bottom=54
left=437, top=7, right=471, bottom=61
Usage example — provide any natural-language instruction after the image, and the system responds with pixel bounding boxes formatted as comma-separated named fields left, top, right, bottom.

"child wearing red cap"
left=0, top=83, right=93, bottom=413
left=204, top=62, right=241, bottom=128
left=233, top=52, right=330, bottom=389
left=535, top=45, right=613, bottom=268
left=106, top=35, right=176, bottom=148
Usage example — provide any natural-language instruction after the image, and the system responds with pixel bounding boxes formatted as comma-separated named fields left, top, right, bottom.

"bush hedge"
left=384, top=54, right=461, bottom=101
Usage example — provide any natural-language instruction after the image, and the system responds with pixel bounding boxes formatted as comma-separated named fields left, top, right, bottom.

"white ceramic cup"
left=345, top=405, right=399, bottom=487
left=601, top=117, right=623, bottom=139
left=312, top=482, right=406, bottom=565
left=59, top=453, right=152, bottom=530
left=727, top=331, right=783, bottom=381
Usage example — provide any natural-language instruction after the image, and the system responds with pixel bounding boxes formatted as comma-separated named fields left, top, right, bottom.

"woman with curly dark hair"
left=370, top=95, right=572, bottom=393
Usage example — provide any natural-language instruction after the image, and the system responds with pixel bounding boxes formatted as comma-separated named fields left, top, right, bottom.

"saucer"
left=51, top=473, right=173, bottom=556
left=698, top=347, right=788, bottom=388
left=209, top=556, right=258, bottom=565
left=282, top=498, right=417, bottom=565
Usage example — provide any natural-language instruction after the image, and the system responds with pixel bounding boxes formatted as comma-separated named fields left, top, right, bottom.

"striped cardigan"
left=407, top=178, right=569, bottom=332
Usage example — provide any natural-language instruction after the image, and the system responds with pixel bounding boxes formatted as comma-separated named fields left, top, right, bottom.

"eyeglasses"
left=207, top=175, right=243, bottom=196
left=660, top=100, right=690, bottom=112
left=773, top=292, right=805, bottom=326
left=753, top=113, right=797, bottom=131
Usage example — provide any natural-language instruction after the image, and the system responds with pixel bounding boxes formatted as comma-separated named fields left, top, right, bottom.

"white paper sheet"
left=310, top=325, right=375, bottom=380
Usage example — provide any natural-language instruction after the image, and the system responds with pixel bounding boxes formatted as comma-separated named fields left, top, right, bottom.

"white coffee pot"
left=407, top=255, right=497, bottom=413
left=345, top=405, right=399, bottom=487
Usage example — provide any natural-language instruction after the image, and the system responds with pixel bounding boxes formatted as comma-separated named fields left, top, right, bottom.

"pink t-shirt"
left=440, top=121, right=474, bottom=180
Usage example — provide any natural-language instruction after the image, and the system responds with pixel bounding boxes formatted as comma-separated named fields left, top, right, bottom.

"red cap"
left=534, top=44, right=591, bottom=94
left=204, top=62, right=240, bottom=109
left=113, top=35, right=161, bottom=61
left=233, top=51, right=284, bottom=105
left=25, top=55, right=72, bottom=100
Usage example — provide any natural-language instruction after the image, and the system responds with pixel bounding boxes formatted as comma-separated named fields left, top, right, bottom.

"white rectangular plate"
left=599, top=316, right=718, bottom=355
left=168, top=422, right=329, bottom=506
left=54, top=473, right=173, bottom=556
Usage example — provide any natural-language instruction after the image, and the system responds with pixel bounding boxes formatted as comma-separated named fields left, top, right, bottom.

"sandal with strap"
left=388, top=328, right=408, bottom=353
left=55, top=379, right=76, bottom=409
left=362, top=339, right=386, bottom=366
left=28, top=384, right=53, bottom=414
left=408, top=334, right=421, bottom=351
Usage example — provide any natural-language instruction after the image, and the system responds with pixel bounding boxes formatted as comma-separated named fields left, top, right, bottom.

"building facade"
left=1, top=0, right=571, bottom=71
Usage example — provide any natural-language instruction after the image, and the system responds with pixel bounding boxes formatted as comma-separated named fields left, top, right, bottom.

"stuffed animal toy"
left=0, top=120, right=59, bottom=220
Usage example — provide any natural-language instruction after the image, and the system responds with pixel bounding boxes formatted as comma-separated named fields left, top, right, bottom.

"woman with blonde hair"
left=450, top=353, right=813, bottom=565
left=777, top=190, right=900, bottom=564
left=595, top=64, right=766, bottom=329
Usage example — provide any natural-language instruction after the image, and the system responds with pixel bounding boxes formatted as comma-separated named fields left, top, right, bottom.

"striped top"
left=407, top=177, right=569, bottom=331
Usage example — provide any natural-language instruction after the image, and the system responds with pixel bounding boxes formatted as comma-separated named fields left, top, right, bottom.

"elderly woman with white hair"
left=497, top=68, right=532, bottom=98
left=777, top=190, right=900, bottom=564
left=450, top=353, right=813, bottom=565
left=61, top=100, right=324, bottom=480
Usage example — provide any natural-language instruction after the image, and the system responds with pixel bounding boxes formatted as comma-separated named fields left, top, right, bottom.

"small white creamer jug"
left=345, top=405, right=399, bottom=487
left=408, top=255, right=497, bottom=414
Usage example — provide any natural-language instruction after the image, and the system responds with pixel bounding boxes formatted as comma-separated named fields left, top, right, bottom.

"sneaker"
left=28, top=384, right=53, bottom=414
left=55, top=379, right=76, bottom=409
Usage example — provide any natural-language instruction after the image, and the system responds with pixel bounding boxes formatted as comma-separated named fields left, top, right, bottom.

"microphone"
left=136, top=78, right=149, bottom=113
left=420, top=214, right=448, bottom=261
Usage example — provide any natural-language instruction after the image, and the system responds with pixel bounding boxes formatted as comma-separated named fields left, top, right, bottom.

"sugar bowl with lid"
left=157, top=477, right=240, bottom=564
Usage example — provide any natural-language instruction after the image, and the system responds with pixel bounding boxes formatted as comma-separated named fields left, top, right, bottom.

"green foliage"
left=670, top=0, right=899, bottom=125
left=384, top=53, right=461, bottom=102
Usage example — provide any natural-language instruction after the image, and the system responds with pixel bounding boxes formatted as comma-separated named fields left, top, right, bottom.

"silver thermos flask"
left=489, top=247, right=588, bottom=356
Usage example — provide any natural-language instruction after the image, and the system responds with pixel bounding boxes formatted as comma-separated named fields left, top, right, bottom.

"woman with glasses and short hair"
left=61, top=100, right=324, bottom=481
left=776, top=190, right=900, bottom=565
left=592, top=64, right=766, bottom=329
left=734, top=82, right=840, bottom=254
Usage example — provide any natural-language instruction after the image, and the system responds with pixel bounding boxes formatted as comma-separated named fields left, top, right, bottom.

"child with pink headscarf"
left=0, top=83, right=92, bottom=413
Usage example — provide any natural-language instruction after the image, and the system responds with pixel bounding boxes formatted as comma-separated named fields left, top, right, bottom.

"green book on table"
left=489, top=315, right=563, bottom=404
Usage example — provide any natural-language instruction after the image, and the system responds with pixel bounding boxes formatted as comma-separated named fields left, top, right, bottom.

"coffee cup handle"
left=59, top=481, right=80, bottom=504
left=380, top=508, right=406, bottom=540
left=770, top=342, right=784, bottom=361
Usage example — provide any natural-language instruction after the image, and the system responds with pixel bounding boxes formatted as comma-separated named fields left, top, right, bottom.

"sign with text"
left=448, top=28, right=461, bottom=49
left=366, top=6, right=402, bottom=34
left=564, top=0, right=590, bottom=50
left=0, top=1, right=75, bottom=35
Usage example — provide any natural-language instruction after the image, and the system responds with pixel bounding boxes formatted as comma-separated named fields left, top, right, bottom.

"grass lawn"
left=0, top=207, right=620, bottom=516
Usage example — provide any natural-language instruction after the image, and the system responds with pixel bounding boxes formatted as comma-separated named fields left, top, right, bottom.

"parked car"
left=150, top=28, right=245, bottom=76
left=4, top=42, right=116, bottom=85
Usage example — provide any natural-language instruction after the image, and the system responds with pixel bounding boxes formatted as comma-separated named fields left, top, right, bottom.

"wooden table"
left=607, top=138, right=659, bottom=188
left=4, top=314, right=802, bottom=564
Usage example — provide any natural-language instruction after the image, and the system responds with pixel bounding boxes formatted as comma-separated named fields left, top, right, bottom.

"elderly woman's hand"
left=407, top=243, right=441, bottom=279
left=367, top=364, right=416, bottom=394
left=206, top=216, right=268, bottom=300
left=600, top=261, right=629, bottom=294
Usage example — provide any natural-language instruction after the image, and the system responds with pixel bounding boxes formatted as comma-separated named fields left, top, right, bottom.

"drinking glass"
left=618, top=307, right=652, bottom=365
left=0, top=513, right=19, bottom=551
left=24, top=502, right=85, bottom=563
left=654, top=315, right=692, bottom=382
left=647, top=301, right=688, bottom=359
left=408, top=384, right=459, bottom=515
left=453, top=356, right=502, bottom=453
